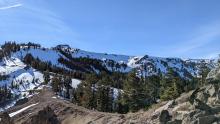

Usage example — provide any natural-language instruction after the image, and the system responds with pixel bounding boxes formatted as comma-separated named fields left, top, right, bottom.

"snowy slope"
left=56, top=45, right=216, bottom=78
left=0, top=57, right=43, bottom=88
left=73, top=49, right=132, bottom=64
left=13, top=48, right=66, bottom=68
left=0, top=57, right=44, bottom=111
left=56, top=44, right=132, bottom=63
left=71, top=79, right=81, bottom=88
left=10, top=45, right=216, bottom=79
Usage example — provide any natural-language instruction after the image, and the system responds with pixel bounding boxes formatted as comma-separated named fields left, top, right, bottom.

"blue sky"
left=0, top=0, right=220, bottom=59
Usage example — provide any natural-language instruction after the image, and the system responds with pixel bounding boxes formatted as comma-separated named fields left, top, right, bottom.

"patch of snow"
left=13, top=48, right=68, bottom=68
left=127, top=56, right=143, bottom=68
left=112, top=88, right=120, bottom=100
left=52, top=96, right=57, bottom=99
left=9, top=103, right=38, bottom=117
left=71, top=79, right=81, bottom=88
left=73, top=49, right=132, bottom=64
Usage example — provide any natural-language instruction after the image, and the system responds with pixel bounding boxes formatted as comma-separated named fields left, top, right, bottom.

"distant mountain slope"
left=10, top=44, right=216, bottom=79
left=0, top=57, right=44, bottom=93
left=0, top=42, right=218, bottom=114
left=0, top=57, right=44, bottom=111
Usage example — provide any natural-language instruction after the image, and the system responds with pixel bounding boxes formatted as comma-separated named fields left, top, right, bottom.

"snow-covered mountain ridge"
left=0, top=43, right=217, bottom=97
left=0, top=42, right=217, bottom=113
left=11, top=44, right=216, bottom=79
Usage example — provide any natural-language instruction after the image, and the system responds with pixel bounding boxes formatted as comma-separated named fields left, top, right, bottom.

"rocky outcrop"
left=207, top=66, right=220, bottom=81
left=22, top=106, right=60, bottom=124
left=0, top=112, right=14, bottom=124
left=146, top=83, right=220, bottom=124
left=206, top=61, right=220, bottom=82
left=170, top=84, right=220, bottom=124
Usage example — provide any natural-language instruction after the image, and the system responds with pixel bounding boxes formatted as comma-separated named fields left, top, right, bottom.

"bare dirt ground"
left=7, top=87, right=157, bottom=124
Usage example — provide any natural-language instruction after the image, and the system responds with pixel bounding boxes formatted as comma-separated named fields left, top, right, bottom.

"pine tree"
left=160, top=81, right=179, bottom=101
left=160, top=69, right=181, bottom=101
left=115, top=91, right=128, bottom=113
left=96, top=86, right=113, bottom=112
left=198, top=62, right=210, bottom=86
left=107, top=87, right=114, bottom=112
left=145, top=75, right=160, bottom=103
left=96, top=86, right=105, bottom=111
left=43, top=71, right=50, bottom=85
left=75, top=74, right=97, bottom=110
left=51, top=76, right=60, bottom=93
left=123, top=70, right=146, bottom=112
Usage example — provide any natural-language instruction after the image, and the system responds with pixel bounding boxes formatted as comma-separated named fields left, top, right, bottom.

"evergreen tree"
left=51, top=76, right=60, bottom=93
left=160, top=81, right=179, bottom=101
left=198, top=61, right=210, bottom=86
left=95, top=86, right=114, bottom=112
left=96, top=86, right=106, bottom=111
left=115, top=91, right=128, bottom=113
left=160, top=69, right=181, bottom=101
left=43, top=71, right=50, bottom=85
left=123, top=70, right=146, bottom=112
left=145, top=75, right=160, bottom=102
left=75, top=74, right=98, bottom=109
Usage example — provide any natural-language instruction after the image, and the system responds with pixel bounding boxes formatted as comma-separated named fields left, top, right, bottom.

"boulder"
left=197, top=115, right=219, bottom=124
left=159, top=110, right=171, bottom=124
left=205, top=85, right=217, bottom=97
left=193, top=99, right=213, bottom=113
left=189, top=88, right=200, bottom=104
left=196, top=92, right=209, bottom=103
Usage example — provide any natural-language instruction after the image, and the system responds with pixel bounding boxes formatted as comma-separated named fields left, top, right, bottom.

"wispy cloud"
left=0, top=3, right=22, bottom=10
left=175, top=22, right=220, bottom=55
left=0, top=0, right=80, bottom=46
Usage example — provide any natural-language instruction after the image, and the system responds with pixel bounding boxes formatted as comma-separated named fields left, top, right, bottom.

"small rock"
left=167, top=120, right=182, bottom=124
